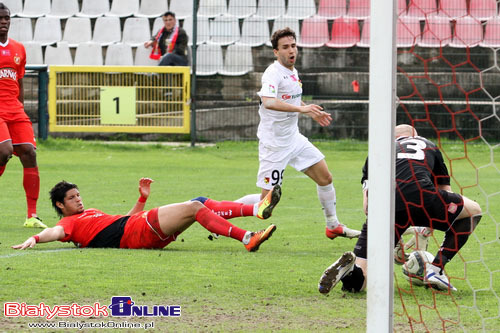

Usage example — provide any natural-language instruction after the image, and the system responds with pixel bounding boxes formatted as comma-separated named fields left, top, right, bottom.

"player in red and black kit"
left=318, top=124, right=482, bottom=293
left=12, top=178, right=281, bottom=252
left=0, top=3, right=46, bottom=228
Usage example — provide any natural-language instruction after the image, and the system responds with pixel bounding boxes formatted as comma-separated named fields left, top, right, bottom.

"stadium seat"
left=62, top=17, right=92, bottom=48
left=23, top=42, right=44, bottom=65
left=209, top=15, right=240, bottom=45
left=436, top=0, right=467, bottom=20
left=356, top=18, right=370, bottom=47
left=134, top=45, right=160, bottom=66
left=44, top=42, right=73, bottom=65
left=227, top=0, right=257, bottom=18
left=18, top=0, right=50, bottom=18
left=397, top=17, right=421, bottom=48
left=93, top=16, right=122, bottom=46
left=398, top=0, right=408, bottom=16
left=8, top=18, right=32, bottom=42
left=479, top=16, right=500, bottom=48
left=195, top=43, right=223, bottom=76
left=256, top=0, right=286, bottom=20
left=2, top=0, right=22, bottom=17
left=317, top=0, right=347, bottom=19
left=449, top=16, right=483, bottom=48
left=298, top=16, right=329, bottom=48
left=469, top=0, right=498, bottom=21
left=122, top=17, right=152, bottom=47
left=169, top=0, right=193, bottom=19
left=182, top=16, right=210, bottom=45
left=198, top=0, right=227, bottom=18
left=33, top=17, right=62, bottom=46
left=74, top=42, right=103, bottom=65
left=405, top=0, right=438, bottom=20
left=48, top=0, right=79, bottom=19
left=266, top=16, right=301, bottom=47
left=326, top=18, right=360, bottom=48
left=134, top=0, right=168, bottom=18
left=107, top=0, right=139, bottom=17
left=105, top=43, right=134, bottom=66
left=239, top=15, right=270, bottom=47
left=78, top=0, right=109, bottom=18
left=285, top=0, right=317, bottom=20
left=219, top=44, right=253, bottom=76
left=418, top=16, right=452, bottom=47
left=345, top=0, right=370, bottom=20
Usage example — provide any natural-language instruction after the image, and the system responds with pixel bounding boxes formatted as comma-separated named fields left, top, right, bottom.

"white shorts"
left=256, top=134, right=325, bottom=190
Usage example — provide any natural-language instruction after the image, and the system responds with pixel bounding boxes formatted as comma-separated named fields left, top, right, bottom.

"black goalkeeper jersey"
left=361, top=136, right=450, bottom=211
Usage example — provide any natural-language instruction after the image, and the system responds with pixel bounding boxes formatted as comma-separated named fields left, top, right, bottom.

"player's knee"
left=188, top=200, right=205, bottom=216
left=0, top=145, right=13, bottom=164
left=191, top=196, right=208, bottom=204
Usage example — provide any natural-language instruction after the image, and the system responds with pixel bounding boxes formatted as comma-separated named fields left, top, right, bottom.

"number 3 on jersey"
left=270, top=169, right=284, bottom=186
left=397, top=138, right=426, bottom=160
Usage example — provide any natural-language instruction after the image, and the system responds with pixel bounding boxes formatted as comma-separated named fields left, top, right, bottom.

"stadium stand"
left=74, top=42, right=103, bottom=65
left=396, top=17, right=421, bottom=48
left=449, top=15, right=484, bottom=48
left=345, top=0, right=370, bottom=20
left=77, top=0, right=109, bottom=18
left=326, top=17, right=360, bottom=48
left=134, top=0, right=168, bottom=18
left=23, top=41, right=44, bottom=65
left=317, top=0, right=346, bottom=19
left=219, top=43, right=253, bottom=76
left=469, top=0, right=498, bottom=21
left=48, top=0, right=79, bottom=19
left=122, top=17, right=151, bottom=47
left=18, top=0, right=50, bottom=18
left=480, top=16, right=500, bottom=48
left=169, top=0, right=193, bottom=19
left=419, top=16, right=452, bottom=47
left=2, top=0, right=22, bottom=17
left=33, top=17, right=62, bottom=46
left=266, top=16, right=300, bottom=47
left=198, top=0, right=227, bottom=18
left=405, top=0, right=438, bottom=19
left=256, top=0, right=285, bottom=20
left=298, top=15, right=329, bottom=48
left=62, top=17, right=92, bottom=48
left=209, top=15, right=240, bottom=45
left=92, top=16, right=122, bottom=46
left=285, top=0, right=317, bottom=20
left=106, top=0, right=139, bottom=18
left=436, top=0, right=468, bottom=19
left=357, top=18, right=370, bottom=47
left=9, top=17, right=32, bottom=43
left=239, top=15, right=269, bottom=47
left=183, top=16, right=210, bottom=45
left=44, top=42, right=73, bottom=65
left=397, top=0, right=408, bottom=16
left=227, top=0, right=257, bottom=19
left=134, top=44, right=160, bottom=66
left=105, top=43, right=134, bottom=66
left=195, top=43, right=223, bottom=75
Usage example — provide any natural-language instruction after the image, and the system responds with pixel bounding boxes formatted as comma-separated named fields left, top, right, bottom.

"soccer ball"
left=402, top=251, right=435, bottom=286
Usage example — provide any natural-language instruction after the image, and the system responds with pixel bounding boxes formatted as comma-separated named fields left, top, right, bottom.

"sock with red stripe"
left=202, top=198, right=254, bottom=219
left=195, top=207, right=248, bottom=242
left=23, top=167, right=40, bottom=218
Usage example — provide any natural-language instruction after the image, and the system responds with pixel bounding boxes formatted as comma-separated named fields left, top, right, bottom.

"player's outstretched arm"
left=126, top=178, right=154, bottom=216
left=12, top=226, right=65, bottom=250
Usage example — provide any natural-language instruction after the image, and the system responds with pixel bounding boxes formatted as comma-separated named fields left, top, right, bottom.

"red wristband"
left=33, top=235, right=40, bottom=243
left=138, top=196, right=147, bottom=203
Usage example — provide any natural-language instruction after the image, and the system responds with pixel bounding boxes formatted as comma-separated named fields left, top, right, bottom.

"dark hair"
left=50, top=181, right=78, bottom=217
left=0, top=2, right=10, bottom=14
left=163, top=11, right=175, bottom=18
left=271, top=27, right=296, bottom=50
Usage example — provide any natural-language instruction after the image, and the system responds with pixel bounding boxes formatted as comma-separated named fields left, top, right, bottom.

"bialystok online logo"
left=3, top=296, right=181, bottom=320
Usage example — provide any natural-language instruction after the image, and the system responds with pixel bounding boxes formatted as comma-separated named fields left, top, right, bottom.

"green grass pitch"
left=0, top=139, right=498, bottom=332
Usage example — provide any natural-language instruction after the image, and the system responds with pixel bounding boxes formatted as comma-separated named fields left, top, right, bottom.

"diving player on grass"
left=237, top=27, right=360, bottom=240
left=12, top=178, right=281, bottom=252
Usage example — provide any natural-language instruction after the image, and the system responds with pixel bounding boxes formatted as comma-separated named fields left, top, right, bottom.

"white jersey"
left=257, top=61, right=303, bottom=148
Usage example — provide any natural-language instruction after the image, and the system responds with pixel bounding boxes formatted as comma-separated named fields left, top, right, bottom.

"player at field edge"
left=0, top=3, right=46, bottom=229
left=12, top=178, right=281, bottom=252
left=236, top=27, right=360, bottom=240
left=318, top=124, right=482, bottom=293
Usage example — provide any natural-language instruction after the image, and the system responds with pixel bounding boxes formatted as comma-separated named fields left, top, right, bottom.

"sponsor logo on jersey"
left=281, top=93, right=301, bottom=100
left=264, top=177, right=270, bottom=184
left=0, top=68, right=17, bottom=80
left=448, top=202, right=458, bottom=214
left=14, top=55, right=20, bottom=65
left=1, top=50, right=11, bottom=56
left=268, top=84, right=276, bottom=94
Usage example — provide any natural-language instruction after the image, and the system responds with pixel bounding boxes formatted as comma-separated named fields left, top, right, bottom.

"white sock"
left=242, top=231, right=252, bottom=245
left=235, top=193, right=261, bottom=205
left=317, top=183, right=339, bottom=229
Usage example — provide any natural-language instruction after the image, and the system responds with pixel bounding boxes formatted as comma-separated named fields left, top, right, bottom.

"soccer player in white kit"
left=239, top=28, right=360, bottom=240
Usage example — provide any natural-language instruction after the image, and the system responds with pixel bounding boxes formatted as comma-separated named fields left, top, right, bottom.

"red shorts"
left=119, top=208, right=180, bottom=249
left=0, top=111, right=36, bottom=147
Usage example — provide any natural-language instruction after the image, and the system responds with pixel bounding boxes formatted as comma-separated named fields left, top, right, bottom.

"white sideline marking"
left=0, top=248, right=76, bottom=259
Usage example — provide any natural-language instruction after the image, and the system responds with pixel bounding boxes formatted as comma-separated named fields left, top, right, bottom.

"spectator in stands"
left=317, top=124, right=482, bottom=293
left=12, top=178, right=280, bottom=252
left=144, top=11, right=189, bottom=66
left=0, top=3, right=47, bottom=229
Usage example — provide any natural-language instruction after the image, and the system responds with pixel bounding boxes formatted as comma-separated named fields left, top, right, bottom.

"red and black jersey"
left=0, top=38, right=25, bottom=113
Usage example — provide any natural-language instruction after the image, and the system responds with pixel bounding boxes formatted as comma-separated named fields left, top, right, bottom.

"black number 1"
left=113, top=97, right=119, bottom=114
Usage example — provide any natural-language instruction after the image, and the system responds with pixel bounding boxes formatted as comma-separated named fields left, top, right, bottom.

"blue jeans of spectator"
left=159, top=53, right=188, bottom=66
